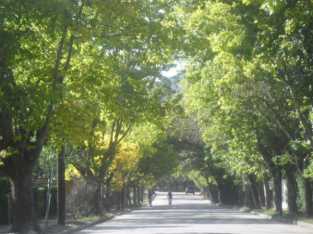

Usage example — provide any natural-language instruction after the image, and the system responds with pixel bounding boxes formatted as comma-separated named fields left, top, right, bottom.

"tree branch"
left=28, top=105, right=53, bottom=162
left=117, top=124, right=132, bottom=144
left=113, top=119, right=122, bottom=143
left=257, top=95, right=293, bottom=141
left=29, top=3, right=87, bottom=161
left=62, top=0, right=85, bottom=74
left=52, top=23, right=68, bottom=86
left=72, top=161, right=95, bottom=179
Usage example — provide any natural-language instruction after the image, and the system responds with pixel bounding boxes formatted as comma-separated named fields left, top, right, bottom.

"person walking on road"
left=168, top=191, right=173, bottom=206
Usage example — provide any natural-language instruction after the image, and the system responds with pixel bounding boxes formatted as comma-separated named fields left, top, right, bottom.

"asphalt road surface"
left=77, top=192, right=313, bottom=234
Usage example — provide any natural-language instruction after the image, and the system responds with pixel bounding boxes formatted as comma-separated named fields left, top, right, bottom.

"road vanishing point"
left=77, top=192, right=313, bottom=234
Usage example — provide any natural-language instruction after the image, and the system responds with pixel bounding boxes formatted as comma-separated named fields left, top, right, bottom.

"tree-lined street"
left=2, top=1, right=313, bottom=233
left=77, top=193, right=313, bottom=234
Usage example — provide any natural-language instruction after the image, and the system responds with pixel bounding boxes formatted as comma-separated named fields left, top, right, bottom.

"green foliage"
left=178, top=0, right=313, bottom=198
left=138, top=138, right=179, bottom=183
left=3, top=0, right=313, bottom=221
left=187, top=170, right=208, bottom=189
left=304, top=158, right=313, bottom=179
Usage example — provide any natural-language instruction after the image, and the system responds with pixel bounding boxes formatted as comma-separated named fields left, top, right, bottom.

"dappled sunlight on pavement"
left=77, top=192, right=313, bottom=234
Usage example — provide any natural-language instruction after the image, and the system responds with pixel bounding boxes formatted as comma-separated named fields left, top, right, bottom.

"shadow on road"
left=81, top=203, right=286, bottom=233
left=78, top=193, right=309, bottom=234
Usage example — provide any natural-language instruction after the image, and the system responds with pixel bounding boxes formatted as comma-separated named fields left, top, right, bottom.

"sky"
left=161, top=61, right=186, bottom=79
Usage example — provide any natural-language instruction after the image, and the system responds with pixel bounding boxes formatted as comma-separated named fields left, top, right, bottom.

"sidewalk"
left=63, top=193, right=313, bottom=234
left=0, top=206, right=140, bottom=234
left=246, top=208, right=313, bottom=228
left=0, top=214, right=114, bottom=234
left=0, top=225, right=9, bottom=234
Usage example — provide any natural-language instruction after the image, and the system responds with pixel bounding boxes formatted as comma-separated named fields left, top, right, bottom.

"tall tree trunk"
left=273, top=170, right=283, bottom=215
left=9, top=163, right=39, bottom=233
left=126, top=185, right=131, bottom=207
left=57, top=146, right=66, bottom=225
left=139, top=187, right=144, bottom=203
left=104, top=183, right=112, bottom=211
left=136, top=186, right=141, bottom=206
left=121, top=186, right=127, bottom=209
left=264, top=180, right=273, bottom=209
left=96, top=182, right=104, bottom=215
left=286, top=169, right=297, bottom=216
left=304, top=178, right=313, bottom=217
left=119, top=189, right=124, bottom=210
left=258, top=182, right=265, bottom=207
left=243, top=185, right=249, bottom=208
left=248, top=185, right=257, bottom=209
left=248, top=176, right=261, bottom=209
left=208, top=185, right=220, bottom=204
left=242, top=177, right=250, bottom=207
left=301, top=154, right=313, bottom=217
left=133, top=185, right=137, bottom=206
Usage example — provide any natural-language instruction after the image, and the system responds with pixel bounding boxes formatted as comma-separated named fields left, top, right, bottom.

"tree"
left=0, top=0, right=180, bottom=231
left=0, top=1, right=86, bottom=231
left=179, top=0, right=313, bottom=216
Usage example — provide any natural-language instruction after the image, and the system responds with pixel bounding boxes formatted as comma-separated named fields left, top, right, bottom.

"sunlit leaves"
left=110, top=142, right=140, bottom=190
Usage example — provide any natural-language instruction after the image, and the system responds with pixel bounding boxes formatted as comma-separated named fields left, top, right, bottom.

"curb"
left=238, top=207, right=272, bottom=220
left=0, top=217, right=115, bottom=234
left=58, top=209, right=133, bottom=234
left=240, top=208, right=297, bottom=224
left=249, top=210, right=271, bottom=219
left=0, top=208, right=137, bottom=234
left=60, top=217, right=114, bottom=234
left=248, top=210, right=313, bottom=226
left=297, top=221, right=313, bottom=229
left=64, top=218, right=111, bottom=234
left=251, top=211, right=296, bottom=224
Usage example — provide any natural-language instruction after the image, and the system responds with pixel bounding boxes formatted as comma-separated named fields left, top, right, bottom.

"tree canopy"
left=2, top=1, right=313, bottom=232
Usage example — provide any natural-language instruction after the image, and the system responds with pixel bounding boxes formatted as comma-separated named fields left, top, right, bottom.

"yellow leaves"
left=161, top=19, right=176, bottom=28
left=111, top=142, right=140, bottom=173
left=110, top=142, right=140, bottom=190
left=92, top=133, right=111, bottom=150
left=65, top=164, right=81, bottom=181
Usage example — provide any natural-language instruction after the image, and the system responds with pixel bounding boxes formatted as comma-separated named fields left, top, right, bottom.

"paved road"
left=77, top=192, right=313, bottom=234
